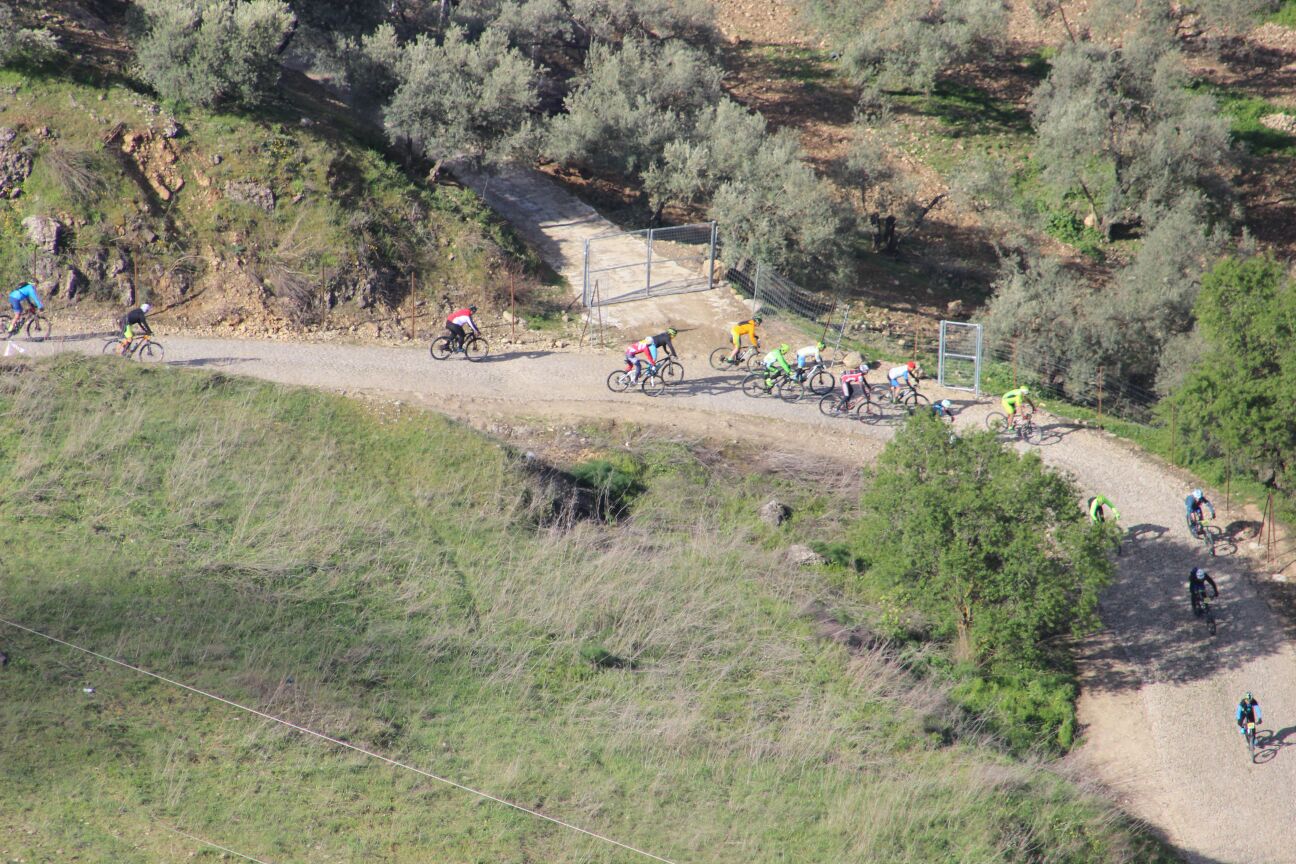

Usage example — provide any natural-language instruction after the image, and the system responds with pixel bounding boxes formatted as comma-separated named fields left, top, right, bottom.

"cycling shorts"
left=9, top=297, right=22, bottom=314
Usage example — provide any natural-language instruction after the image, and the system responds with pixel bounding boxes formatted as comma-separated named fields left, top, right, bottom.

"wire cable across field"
left=0, top=616, right=681, bottom=864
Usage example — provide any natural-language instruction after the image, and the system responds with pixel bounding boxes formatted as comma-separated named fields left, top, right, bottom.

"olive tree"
left=136, top=0, right=297, bottom=107
left=383, top=26, right=540, bottom=173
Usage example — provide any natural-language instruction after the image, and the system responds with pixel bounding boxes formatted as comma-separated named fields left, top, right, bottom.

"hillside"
left=0, top=356, right=1174, bottom=863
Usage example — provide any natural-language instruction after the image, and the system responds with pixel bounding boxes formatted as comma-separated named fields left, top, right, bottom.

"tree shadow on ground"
left=1076, top=537, right=1284, bottom=694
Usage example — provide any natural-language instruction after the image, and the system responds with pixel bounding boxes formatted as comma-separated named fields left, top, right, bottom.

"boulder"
left=759, top=499, right=791, bottom=527
left=0, top=127, right=32, bottom=198
left=224, top=180, right=275, bottom=211
left=23, top=216, right=63, bottom=253
left=945, top=299, right=964, bottom=317
left=785, top=544, right=825, bottom=567
left=59, top=266, right=85, bottom=300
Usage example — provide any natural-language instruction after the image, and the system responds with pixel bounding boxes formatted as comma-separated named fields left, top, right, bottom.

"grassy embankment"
left=0, top=65, right=556, bottom=326
left=0, top=357, right=1172, bottom=863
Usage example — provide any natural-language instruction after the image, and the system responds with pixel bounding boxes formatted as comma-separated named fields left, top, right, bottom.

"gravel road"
left=29, top=331, right=1296, bottom=863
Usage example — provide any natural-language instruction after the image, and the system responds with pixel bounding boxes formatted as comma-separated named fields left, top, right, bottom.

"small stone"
left=759, top=500, right=791, bottom=527
left=785, top=544, right=825, bottom=567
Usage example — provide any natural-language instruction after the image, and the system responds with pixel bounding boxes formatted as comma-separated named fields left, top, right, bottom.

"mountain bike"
left=0, top=309, right=51, bottom=342
left=818, top=391, right=884, bottom=423
left=430, top=331, right=489, bottom=361
left=1192, top=591, right=1217, bottom=636
left=101, top=333, right=164, bottom=361
left=741, top=368, right=791, bottom=398
left=607, top=358, right=683, bottom=394
left=1245, top=720, right=1259, bottom=756
left=709, top=345, right=761, bottom=372
left=875, top=379, right=929, bottom=411
left=986, top=410, right=1042, bottom=444
left=1191, top=517, right=1219, bottom=557
left=779, top=362, right=836, bottom=403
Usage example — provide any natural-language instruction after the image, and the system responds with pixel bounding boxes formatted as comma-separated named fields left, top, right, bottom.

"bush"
left=384, top=26, right=540, bottom=170
left=568, top=454, right=645, bottom=518
left=952, top=666, right=1078, bottom=751
left=0, top=7, right=62, bottom=68
left=136, top=0, right=297, bottom=107
left=340, top=22, right=403, bottom=106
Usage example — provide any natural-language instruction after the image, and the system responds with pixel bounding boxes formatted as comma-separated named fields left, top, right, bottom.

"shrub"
left=383, top=26, right=540, bottom=171
left=0, top=7, right=62, bottom=68
left=568, top=454, right=645, bottom=518
left=340, top=22, right=403, bottom=106
left=136, top=0, right=297, bottom=107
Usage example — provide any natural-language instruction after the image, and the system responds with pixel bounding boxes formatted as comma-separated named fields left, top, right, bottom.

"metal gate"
left=938, top=321, right=983, bottom=395
left=582, top=222, right=718, bottom=306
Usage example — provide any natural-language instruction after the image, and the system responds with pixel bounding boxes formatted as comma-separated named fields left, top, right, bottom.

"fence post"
left=1012, top=339, right=1018, bottom=388
left=582, top=238, right=591, bottom=306
left=912, top=328, right=918, bottom=362
left=409, top=273, right=417, bottom=341
left=595, top=280, right=604, bottom=349
left=1170, top=402, right=1177, bottom=466
left=1096, top=366, right=1104, bottom=428
left=510, top=271, right=516, bottom=343
left=754, top=262, right=762, bottom=313
left=835, top=307, right=849, bottom=354
left=1225, top=448, right=1231, bottom=515
left=707, top=222, right=717, bottom=291
left=645, top=229, right=654, bottom=295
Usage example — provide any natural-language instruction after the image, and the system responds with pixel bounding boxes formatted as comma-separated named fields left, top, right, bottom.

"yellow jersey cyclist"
left=762, top=343, right=793, bottom=385
left=1002, top=386, right=1036, bottom=424
left=726, top=315, right=762, bottom=364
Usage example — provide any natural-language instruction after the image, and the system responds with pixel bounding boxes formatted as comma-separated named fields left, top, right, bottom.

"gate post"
left=582, top=238, right=591, bottom=306
left=707, top=222, right=717, bottom=290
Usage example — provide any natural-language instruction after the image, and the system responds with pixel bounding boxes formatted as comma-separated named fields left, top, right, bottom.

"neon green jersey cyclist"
left=763, top=343, right=793, bottom=383
left=1002, top=386, right=1036, bottom=419
left=1088, top=495, right=1120, bottom=524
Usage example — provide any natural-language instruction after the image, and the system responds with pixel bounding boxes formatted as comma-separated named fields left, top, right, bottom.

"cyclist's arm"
left=776, top=354, right=792, bottom=374
left=1205, top=575, right=1218, bottom=596
left=1205, top=500, right=1216, bottom=519
left=468, top=316, right=480, bottom=334
left=140, top=319, right=153, bottom=336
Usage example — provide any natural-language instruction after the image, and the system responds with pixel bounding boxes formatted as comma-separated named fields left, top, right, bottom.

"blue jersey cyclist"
left=1185, top=488, right=1215, bottom=534
left=6, top=282, right=42, bottom=335
left=1236, top=692, right=1261, bottom=738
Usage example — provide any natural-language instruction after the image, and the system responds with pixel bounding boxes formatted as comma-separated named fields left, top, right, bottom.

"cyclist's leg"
left=120, top=323, right=134, bottom=354
left=728, top=329, right=741, bottom=362
left=5, top=299, right=20, bottom=334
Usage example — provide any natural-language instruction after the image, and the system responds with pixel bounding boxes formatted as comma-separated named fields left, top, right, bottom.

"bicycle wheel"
left=807, top=368, right=835, bottom=395
left=1206, top=603, right=1217, bottom=636
left=660, top=360, right=685, bottom=385
left=744, top=350, right=764, bottom=373
left=25, top=315, right=50, bottom=342
left=819, top=393, right=845, bottom=417
left=985, top=412, right=1009, bottom=433
left=102, top=338, right=124, bottom=356
left=741, top=373, right=772, bottom=398
left=607, top=369, right=632, bottom=393
left=779, top=377, right=806, bottom=404
left=464, top=336, right=489, bottom=361
left=709, top=347, right=738, bottom=371
left=136, top=341, right=165, bottom=362
left=430, top=337, right=453, bottom=360
left=640, top=374, right=666, bottom=397
left=1203, top=524, right=1217, bottom=557
left=855, top=399, right=884, bottom=424
left=903, top=392, right=930, bottom=413
left=1021, top=419, right=1043, bottom=445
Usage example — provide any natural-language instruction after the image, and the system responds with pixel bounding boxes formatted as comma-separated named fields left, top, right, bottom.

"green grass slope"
left=0, top=359, right=1171, bottom=863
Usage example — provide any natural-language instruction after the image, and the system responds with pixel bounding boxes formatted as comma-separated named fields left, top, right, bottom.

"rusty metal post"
left=1012, top=339, right=1018, bottom=388
left=1096, top=366, right=1104, bottom=427
left=1170, top=402, right=1177, bottom=466
left=1225, top=448, right=1231, bottom=515
left=409, top=273, right=416, bottom=341
left=595, top=280, right=604, bottom=349
left=912, top=328, right=918, bottom=362
left=510, top=272, right=516, bottom=343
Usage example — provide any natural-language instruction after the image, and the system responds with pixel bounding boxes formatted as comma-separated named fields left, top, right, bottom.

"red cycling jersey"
left=841, top=370, right=866, bottom=384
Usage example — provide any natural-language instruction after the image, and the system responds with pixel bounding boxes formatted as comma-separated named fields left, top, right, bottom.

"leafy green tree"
left=383, top=26, right=540, bottom=173
left=1169, top=256, right=1296, bottom=488
left=1030, top=35, right=1233, bottom=235
left=136, top=0, right=297, bottom=107
left=804, top=0, right=1008, bottom=94
left=341, top=22, right=403, bottom=106
left=854, top=416, right=1111, bottom=666
left=545, top=38, right=722, bottom=182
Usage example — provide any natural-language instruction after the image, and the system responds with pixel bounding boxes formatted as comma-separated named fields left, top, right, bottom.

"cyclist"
left=6, top=281, right=43, bottom=336
left=762, top=343, right=793, bottom=387
left=930, top=398, right=956, bottom=421
left=642, top=327, right=678, bottom=362
left=1237, top=692, right=1262, bottom=739
left=1185, top=488, right=1215, bottom=536
left=795, top=341, right=826, bottom=371
left=1088, top=495, right=1121, bottom=524
left=1188, top=567, right=1218, bottom=615
left=726, top=315, right=762, bottom=364
left=624, top=339, right=654, bottom=383
left=1002, top=386, right=1036, bottom=427
left=118, top=303, right=153, bottom=355
left=446, top=304, right=479, bottom=351
left=836, top=361, right=872, bottom=412
left=887, top=361, right=921, bottom=401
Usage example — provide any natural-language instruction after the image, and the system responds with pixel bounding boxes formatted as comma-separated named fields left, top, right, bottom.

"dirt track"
left=25, top=331, right=1296, bottom=864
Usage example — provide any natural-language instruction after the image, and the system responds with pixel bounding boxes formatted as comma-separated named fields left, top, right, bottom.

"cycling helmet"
left=940, top=399, right=952, bottom=409
left=1244, top=692, right=1253, bottom=702
left=1020, top=385, right=1030, bottom=395
left=468, top=305, right=477, bottom=313
left=816, top=341, right=825, bottom=351
left=753, top=315, right=763, bottom=324
left=667, top=327, right=678, bottom=337
left=1193, top=489, right=1204, bottom=501
left=907, top=360, right=916, bottom=371
left=140, top=303, right=151, bottom=313
left=779, top=343, right=789, bottom=353
left=1193, top=568, right=1206, bottom=579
